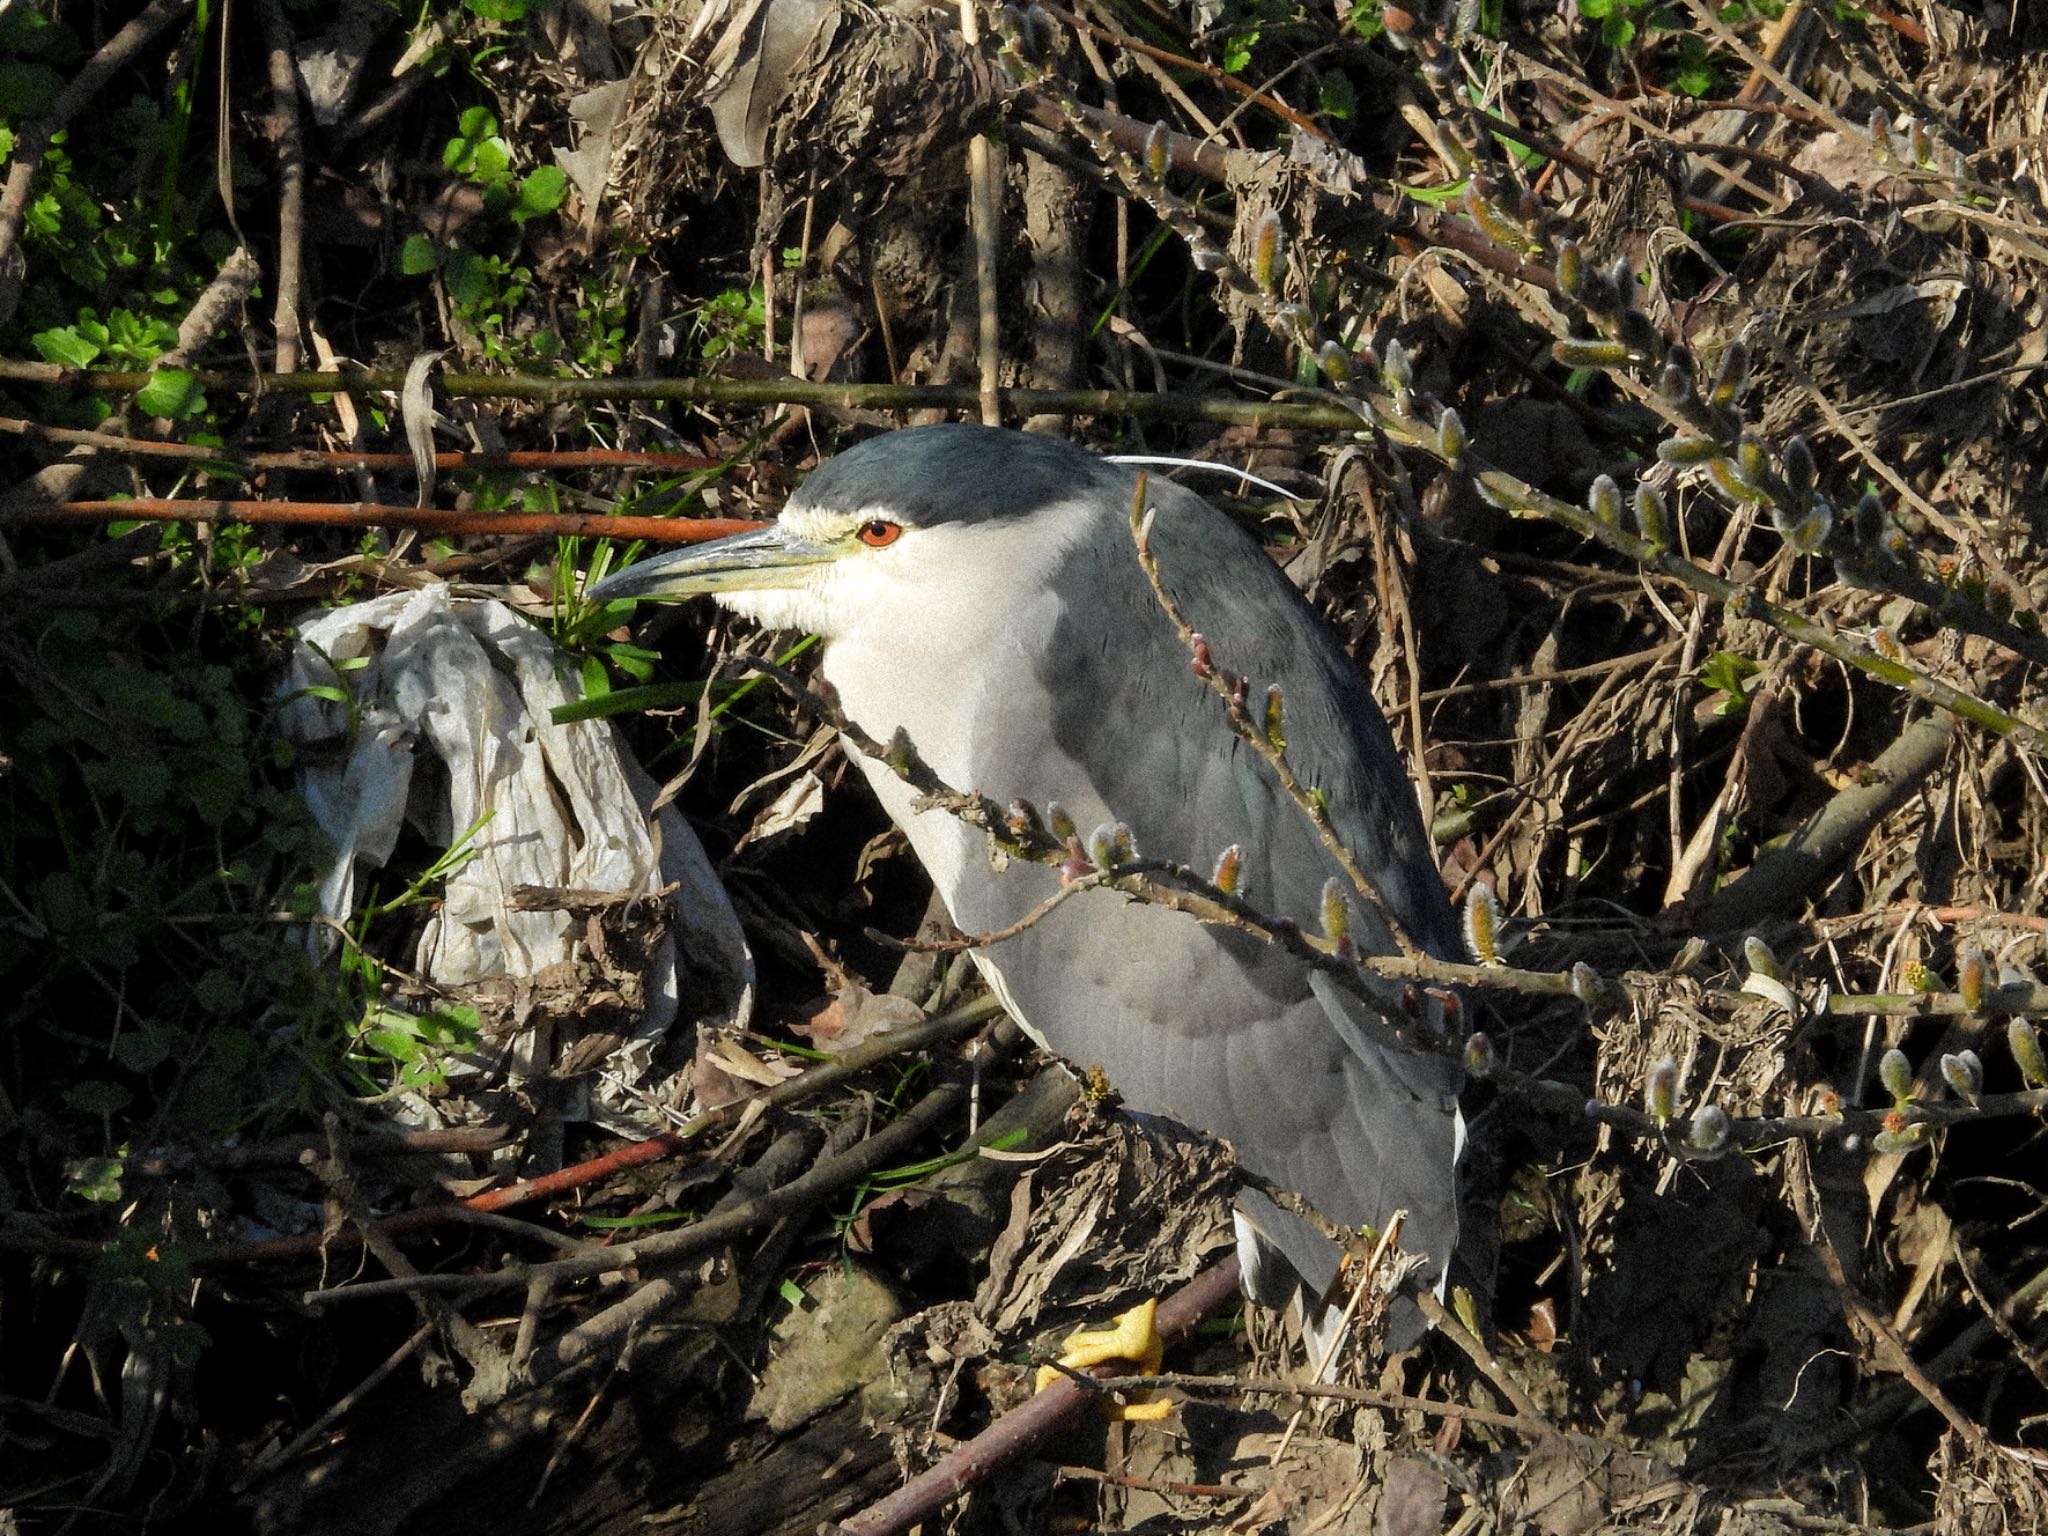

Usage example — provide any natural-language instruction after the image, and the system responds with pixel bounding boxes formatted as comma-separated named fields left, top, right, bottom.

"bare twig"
left=1129, top=478, right=1424, bottom=959
left=15, top=498, right=765, bottom=542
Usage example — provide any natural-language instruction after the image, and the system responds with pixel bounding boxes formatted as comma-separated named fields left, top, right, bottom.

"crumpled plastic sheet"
left=279, top=586, right=752, bottom=1135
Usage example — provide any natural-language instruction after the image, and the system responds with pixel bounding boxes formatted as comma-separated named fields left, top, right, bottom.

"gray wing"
left=932, top=466, right=1462, bottom=1284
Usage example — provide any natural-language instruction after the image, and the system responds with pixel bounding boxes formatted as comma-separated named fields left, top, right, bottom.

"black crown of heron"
left=593, top=424, right=1465, bottom=1333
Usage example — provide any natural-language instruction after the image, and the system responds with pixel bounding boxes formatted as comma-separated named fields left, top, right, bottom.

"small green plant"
left=1697, top=650, right=1762, bottom=715
left=545, top=537, right=661, bottom=700
left=331, top=814, right=494, bottom=1093
left=397, top=104, right=569, bottom=366
left=691, top=284, right=767, bottom=362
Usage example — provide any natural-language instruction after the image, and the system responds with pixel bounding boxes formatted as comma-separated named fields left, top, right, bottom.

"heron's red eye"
left=858, top=519, right=902, bottom=548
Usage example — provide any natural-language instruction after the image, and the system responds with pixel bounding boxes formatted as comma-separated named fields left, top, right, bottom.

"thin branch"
left=0, top=418, right=720, bottom=474
left=15, top=498, right=765, bottom=543
left=0, top=360, right=1373, bottom=429
left=1129, top=479, right=1424, bottom=959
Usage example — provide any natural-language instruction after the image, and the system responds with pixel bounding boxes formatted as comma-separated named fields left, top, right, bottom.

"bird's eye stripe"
left=858, top=519, right=902, bottom=547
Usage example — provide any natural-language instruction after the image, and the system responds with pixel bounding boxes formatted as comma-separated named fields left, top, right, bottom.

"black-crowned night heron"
left=594, top=424, right=1464, bottom=1340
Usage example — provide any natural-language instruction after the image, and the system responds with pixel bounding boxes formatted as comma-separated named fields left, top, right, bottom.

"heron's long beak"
left=586, top=524, right=844, bottom=602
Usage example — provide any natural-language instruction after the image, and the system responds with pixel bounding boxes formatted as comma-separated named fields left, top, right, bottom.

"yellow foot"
left=1033, top=1297, right=1172, bottom=1421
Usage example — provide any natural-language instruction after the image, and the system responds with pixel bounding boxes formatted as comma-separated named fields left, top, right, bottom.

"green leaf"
left=511, top=165, right=568, bottom=222
left=135, top=367, right=205, bottom=420
left=66, top=1156, right=126, bottom=1203
left=1319, top=72, right=1357, bottom=122
left=89, top=756, right=172, bottom=808
left=470, top=136, right=512, bottom=184
left=113, top=1026, right=176, bottom=1073
left=32, top=324, right=100, bottom=368
left=37, top=870, right=91, bottom=934
left=442, top=246, right=494, bottom=307
left=64, top=1079, right=133, bottom=1116
left=193, top=970, right=243, bottom=1015
left=398, top=233, right=440, bottom=274
left=0, top=61, right=64, bottom=119
left=1698, top=650, right=1761, bottom=714
left=605, top=641, right=658, bottom=683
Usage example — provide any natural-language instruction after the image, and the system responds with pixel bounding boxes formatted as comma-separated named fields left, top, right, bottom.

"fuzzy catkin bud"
left=1554, top=240, right=1583, bottom=298
left=1957, top=946, right=1987, bottom=1013
left=1569, top=961, right=1602, bottom=1005
left=1909, top=117, right=1933, bottom=167
left=1382, top=338, right=1413, bottom=392
left=1736, top=434, right=1771, bottom=486
left=1606, top=256, right=1636, bottom=308
left=1144, top=122, right=1171, bottom=180
left=1619, top=308, right=1661, bottom=363
left=1212, top=844, right=1243, bottom=896
left=1462, top=883, right=1501, bottom=965
left=1940, top=1050, right=1982, bottom=1105
left=1633, top=483, right=1670, bottom=550
left=1588, top=474, right=1622, bottom=527
left=1321, top=878, right=1350, bottom=944
left=1646, top=1058, right=1679, bottom=1125
left=1437, top=407, right=1468, bottom=467
left=1262, top=685, right=1286, bottom=751
left=1046, top=801, right=1077, bottom=841
left=2008, top=1018, right=2047, bottom=1088
left=1554, top=336, right=1632, bottom=369
left=1657, top=434, right=1722, bottom=467
left=1781, top=436, right=1816, bottom=503
left=1879, top=1047, right=1915, bottom=1104
left=1709, top=340, right=1750, bottom=408
left=1706, top=455, right=1768, bottom=504
left=1686, top=1103, right=1732, bottom=1157
left=1431, top=120, right=1473, bottom=174
left=1786, top=498, right=1833, bottom=556
left=1873, top=1122, right=1930, bottom=1155
left=1252, top=212, right=1287, bottom=294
